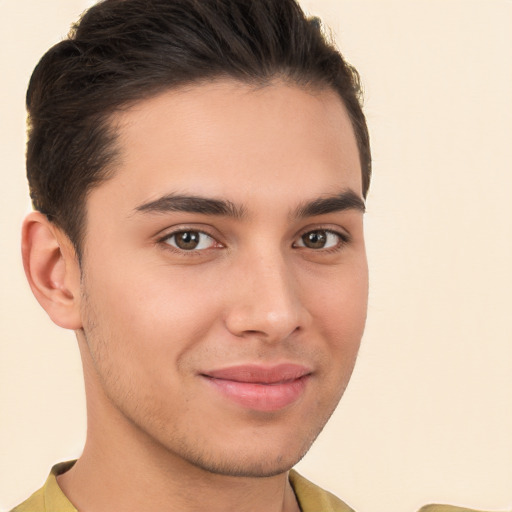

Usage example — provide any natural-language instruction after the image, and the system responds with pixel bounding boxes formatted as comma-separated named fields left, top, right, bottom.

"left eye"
left=295, top=230, right=343, bottom=250
left=164, top=230, right=217, bottom=251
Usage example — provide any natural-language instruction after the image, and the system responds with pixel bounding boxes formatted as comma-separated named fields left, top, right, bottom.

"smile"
left=201, top=364, right=312, bottom=412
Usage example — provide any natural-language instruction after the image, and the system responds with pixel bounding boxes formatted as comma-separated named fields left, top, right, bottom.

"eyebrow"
left=133, top=189, right=365, bottom=220
left=293, top=190, right=366, bottom=218
left=134, top=194, right=246, bottom=219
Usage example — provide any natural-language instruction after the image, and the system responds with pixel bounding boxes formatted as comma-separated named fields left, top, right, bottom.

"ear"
left=22, top=211, right=83, bottom=330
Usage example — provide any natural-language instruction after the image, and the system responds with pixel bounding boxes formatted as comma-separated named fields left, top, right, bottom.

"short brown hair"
left=26, top=0, right=371, bottom=258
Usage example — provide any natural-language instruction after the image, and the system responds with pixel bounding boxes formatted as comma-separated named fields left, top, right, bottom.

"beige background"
left=1, top=1, right=511, bottom=511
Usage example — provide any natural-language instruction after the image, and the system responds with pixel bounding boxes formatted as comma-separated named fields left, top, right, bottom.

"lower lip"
left=204, top=375, right=310, bottom=412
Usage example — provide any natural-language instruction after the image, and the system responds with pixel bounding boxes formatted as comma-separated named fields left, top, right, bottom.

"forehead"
left=93, top=79, right=362, bottom=214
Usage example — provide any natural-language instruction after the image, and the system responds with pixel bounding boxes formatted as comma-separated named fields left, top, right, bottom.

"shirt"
left=10, top=461, right=355, bottom=512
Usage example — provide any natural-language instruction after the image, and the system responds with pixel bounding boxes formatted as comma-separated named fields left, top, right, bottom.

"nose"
left=224, top=251, right=308, bottom=343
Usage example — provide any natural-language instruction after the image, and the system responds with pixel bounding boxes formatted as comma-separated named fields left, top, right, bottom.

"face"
left=77, top=80, right=368, bottom=477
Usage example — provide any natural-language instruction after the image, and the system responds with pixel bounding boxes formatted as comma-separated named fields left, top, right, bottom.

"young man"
left=14, top=0, right=371, bottom=510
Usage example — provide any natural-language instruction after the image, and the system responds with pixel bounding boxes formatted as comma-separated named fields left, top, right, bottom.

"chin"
left=183, top=450, right=305, bottom=478
left=162, top=422, right=320, bottom=479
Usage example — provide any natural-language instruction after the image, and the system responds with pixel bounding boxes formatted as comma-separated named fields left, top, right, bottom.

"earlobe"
left=22, top=211, right=83, bottom=330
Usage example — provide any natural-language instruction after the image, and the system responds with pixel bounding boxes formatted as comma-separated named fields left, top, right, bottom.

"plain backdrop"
left=1, top=1, right=511, bottom=511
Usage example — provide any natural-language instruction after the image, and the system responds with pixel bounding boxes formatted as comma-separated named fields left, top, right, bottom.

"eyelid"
left=296, top=222, right=351, bottom=239
left=155, top=223, right=219, bottom=241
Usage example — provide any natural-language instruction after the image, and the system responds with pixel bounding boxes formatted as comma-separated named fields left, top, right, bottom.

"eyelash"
left=157, top=227, right=350, bottom=255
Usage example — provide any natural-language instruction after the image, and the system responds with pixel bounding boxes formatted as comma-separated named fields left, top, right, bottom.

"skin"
left=22, top=80, right=368, bottom=512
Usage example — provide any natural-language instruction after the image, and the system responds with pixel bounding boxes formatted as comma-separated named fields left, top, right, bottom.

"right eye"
left=163, top=230, right=219, bottom=251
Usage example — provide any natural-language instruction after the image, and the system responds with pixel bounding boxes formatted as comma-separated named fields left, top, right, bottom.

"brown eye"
left=301, top=230, right=328, bottom=249
left=295, top=229, right=345, bottom=250
left=175, top=231, right=200, bottom=250
left=164, top=230, right=216, bottom=251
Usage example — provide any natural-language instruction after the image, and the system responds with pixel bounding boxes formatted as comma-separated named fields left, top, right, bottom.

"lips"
left=201, top=364, right=312, bottom=412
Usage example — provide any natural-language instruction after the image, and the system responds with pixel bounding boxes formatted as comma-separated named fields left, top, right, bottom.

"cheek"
left=81, top=259, right=223, bottom=364
left=310, top=261, right=368, bottom=329
left=79, top=269, right=213, bottom=417
left=305, top=262, right=368, bottom=376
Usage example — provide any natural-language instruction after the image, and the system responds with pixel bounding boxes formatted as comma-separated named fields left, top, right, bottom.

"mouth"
left=200, top=364, right=312, bottom=412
